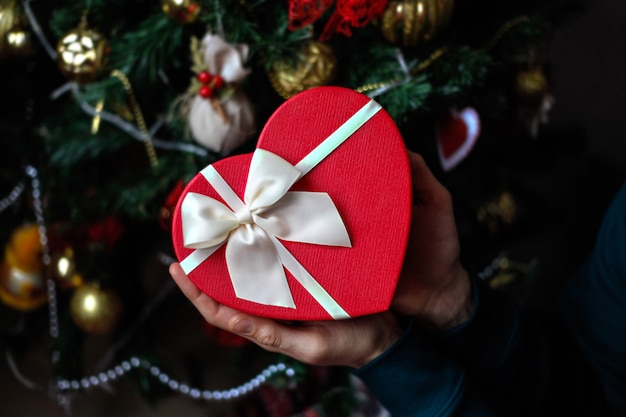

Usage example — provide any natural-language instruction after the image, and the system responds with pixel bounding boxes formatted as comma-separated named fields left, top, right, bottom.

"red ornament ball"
left=198, top=85, right=213, bottom=98
left=159, top=180, right=187, bottom=232
left=197, top=70, right=212, bottom=84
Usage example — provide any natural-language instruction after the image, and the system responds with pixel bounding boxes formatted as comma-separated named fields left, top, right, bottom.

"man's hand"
left=392, top=152, right=473, bottom=330
left=169, top=263, right=402, bottom=368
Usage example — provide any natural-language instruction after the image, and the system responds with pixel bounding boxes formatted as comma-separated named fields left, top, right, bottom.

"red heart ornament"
left=436, top=107, right=481, bottom=172
left=172, top=86, right=411, bottom=320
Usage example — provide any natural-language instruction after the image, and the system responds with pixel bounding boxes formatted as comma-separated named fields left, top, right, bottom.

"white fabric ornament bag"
left=188, top=34, right=256, bottom=155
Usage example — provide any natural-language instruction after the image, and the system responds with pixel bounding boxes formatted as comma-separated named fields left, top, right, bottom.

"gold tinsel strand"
left=111, top=70, right=159, bottom=168
left=482, top=15, right=530, bottom=51
left=355, top=46, right=448, bottom=94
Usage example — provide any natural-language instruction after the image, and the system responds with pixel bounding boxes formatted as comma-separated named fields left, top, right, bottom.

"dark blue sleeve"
left=352, top=316, right=501, bottom=417
left=352, top=319, right=465, bottom=417
left=559, top=179, right=626, bottom=415
left=434, top=277, right=607, bottom=416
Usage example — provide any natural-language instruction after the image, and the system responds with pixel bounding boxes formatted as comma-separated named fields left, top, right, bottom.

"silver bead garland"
left=0, top=181, right=24, bottom=213
left=476, top=254, right=504, bottom=280
left=25, top=166, right=59, bottom=346
left=476, top=252, right=536, bottom=281
left=56, top=357, right=295, bottom=401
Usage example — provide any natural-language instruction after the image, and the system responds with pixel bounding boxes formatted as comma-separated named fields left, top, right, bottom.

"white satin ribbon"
left=180, top=99, right=382, bottom=318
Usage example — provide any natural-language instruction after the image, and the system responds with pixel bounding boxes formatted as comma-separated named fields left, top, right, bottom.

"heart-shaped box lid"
left=172, top=86, right=412, bottom=320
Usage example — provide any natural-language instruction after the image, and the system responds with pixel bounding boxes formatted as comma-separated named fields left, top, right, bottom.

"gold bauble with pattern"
left=56, top=17, right=109, bottom=83
left=70, top=282, right=122, bottom=335
left=161, top=0, right=201, bottom=24
left=380, top=0, right=454, bottom=48
left=268, top=41, right=337, bottom=99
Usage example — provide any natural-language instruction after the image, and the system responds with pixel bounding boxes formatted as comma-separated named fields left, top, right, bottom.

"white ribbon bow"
left=181, top=149, right=351, bottom=309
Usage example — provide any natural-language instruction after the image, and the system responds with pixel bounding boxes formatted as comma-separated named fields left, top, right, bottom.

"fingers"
left=407, top=151, right=436, bottom=189
left=169, top=263, right=257, bottom=332
left=407, top=151, right=451, bottom=208
left=168, top=263, right=327, bottom=362
left=169, top=263, right=400, bottom=368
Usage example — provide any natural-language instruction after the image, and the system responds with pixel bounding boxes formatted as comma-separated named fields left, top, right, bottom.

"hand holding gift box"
left=172, top=86, right=412, bottom=320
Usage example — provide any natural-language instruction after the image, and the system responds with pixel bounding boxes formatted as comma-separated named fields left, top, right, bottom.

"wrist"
left=352, top=313, right=404, bottom=368
left=421, top=268, right=474, bottom=331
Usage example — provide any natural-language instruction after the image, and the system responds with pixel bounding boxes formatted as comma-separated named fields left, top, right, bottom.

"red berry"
left=212, top=75, right=224, bottom=89
left=197, top=70, right=212, bottom=84
left=198, top=85, right=213, bottom=98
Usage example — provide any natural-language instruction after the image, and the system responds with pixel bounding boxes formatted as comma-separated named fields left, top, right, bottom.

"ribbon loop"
left=245, top=149, right=302, bottom=210
left=181, top=192, right=238, bottom=248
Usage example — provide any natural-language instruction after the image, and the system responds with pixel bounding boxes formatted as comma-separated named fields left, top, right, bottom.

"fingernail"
left=232, top=319, right=254, bottom=335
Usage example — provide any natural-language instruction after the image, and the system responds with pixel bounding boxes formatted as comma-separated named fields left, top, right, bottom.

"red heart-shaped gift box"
left=172, top=86, right=411, bottom=320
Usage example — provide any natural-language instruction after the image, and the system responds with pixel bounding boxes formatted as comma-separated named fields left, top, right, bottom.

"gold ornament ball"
left=70, top=283, right=122, bottom=335
left=0, top=0, right=17, bottom=57
left=0, top=261, right=47, bottom=311
left=515, top=67, right=548, bottom=105
left=56, top=18, right=109, bottom=83
left=161, top=0, right=201, bottom=25
left=269, top=41, right=337, bottom=99
left=380, top=0, right=454, bottom=48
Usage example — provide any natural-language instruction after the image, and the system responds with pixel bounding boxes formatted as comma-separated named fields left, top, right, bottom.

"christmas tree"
left=0, top=0, right=600, bottom=415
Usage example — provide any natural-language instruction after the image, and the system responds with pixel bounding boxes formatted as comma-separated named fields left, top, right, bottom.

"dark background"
left=551, top=0, right=626, bottom=170
left=514, top=0, right=626, bottom=308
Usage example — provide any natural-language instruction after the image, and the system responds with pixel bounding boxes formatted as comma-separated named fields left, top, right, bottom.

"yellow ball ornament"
left=56, top=17, right=109, bottom=83
left=268, top=41, right=337, bottom=99
left=70, top=283, right=122, bottom=335
left=380, top=0, right=454, bottom=47
left=161, top=0, right=201, bottom=25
